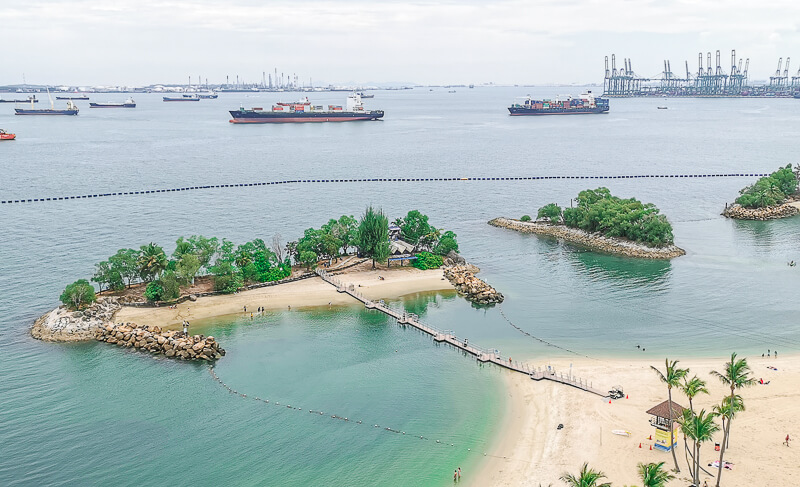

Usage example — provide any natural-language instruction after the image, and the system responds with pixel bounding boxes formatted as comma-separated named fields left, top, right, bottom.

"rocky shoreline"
left=488, top=217, right=686, bottom=260
left=722, top=201, right=800, bottom=220
left=95, top=323, right=225, bottom=361
left=443, top=265, right=504, bottom=305
left=31, top=298, right=122, bottom=342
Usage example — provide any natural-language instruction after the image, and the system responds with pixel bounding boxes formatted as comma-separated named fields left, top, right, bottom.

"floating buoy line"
left=0, top=173, right=768, bottom=205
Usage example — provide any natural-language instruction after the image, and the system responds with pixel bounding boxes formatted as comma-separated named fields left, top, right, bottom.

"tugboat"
left=508, top=91, right=609, bottom=115
left=0, top=129, right=16, bottom=140
left=229, top=93, right=383, bottom=123
left=90, top=98, right=136, bottom=108
left=15, top=90, right=79, bottom=115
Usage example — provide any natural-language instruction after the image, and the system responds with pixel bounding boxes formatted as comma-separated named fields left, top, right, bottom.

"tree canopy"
left=60, top=279, right=96, bottom=310
left=356, top=206, right=390, bottom=268
left=735, top=164, right=799, bottom=208
left=541, top=188, right=675, bottom=247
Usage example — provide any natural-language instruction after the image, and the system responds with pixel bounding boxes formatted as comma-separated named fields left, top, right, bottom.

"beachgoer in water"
left=775, top=351, right=778, bottom=358
left=454, top=470, right=457, bottom=481
left=457, top=467, right=461, bottom=479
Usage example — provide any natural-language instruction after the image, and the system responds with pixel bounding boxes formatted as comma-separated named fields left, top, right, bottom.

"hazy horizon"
left=3, top=0, right=800, bottom=86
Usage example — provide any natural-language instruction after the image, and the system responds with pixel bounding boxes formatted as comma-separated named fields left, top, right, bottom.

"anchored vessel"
left=90, top=98, right=136, bottom=108
left=15, top=99, right=79, bottom=116
left=163, top=94, right=200, bottom=102
left=508, top=91, right=609, bottom=115
left=229, top=93, right=384, bottom=123
left=0, top=95, right=37, bottom=104
left=56, top=95, right=90, bottom=100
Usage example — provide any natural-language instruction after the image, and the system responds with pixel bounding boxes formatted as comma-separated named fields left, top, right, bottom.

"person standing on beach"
left=785, top=434, right=791, bottom=446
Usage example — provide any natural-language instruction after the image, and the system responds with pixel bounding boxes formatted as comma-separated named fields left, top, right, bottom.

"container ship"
left=229, top=93, right=383, bottom=123
left=508, top=91, right=609, bottom=115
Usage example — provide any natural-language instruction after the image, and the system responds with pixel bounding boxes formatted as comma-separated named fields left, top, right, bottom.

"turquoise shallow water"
left=1, top=88, right=799, bottom=485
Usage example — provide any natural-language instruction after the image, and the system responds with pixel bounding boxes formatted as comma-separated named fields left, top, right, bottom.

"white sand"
left=115, top=267, right=453, bottom=329
left=471, top=354, right=800, bottom=486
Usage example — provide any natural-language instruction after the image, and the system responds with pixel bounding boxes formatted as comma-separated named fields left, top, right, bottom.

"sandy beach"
left=115, top=266, right=454, bottom=330
left=471, top=354, right=800, bottom=486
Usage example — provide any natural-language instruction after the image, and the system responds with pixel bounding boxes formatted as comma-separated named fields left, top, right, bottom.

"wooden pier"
left=316, top=269, right=608, bottom=397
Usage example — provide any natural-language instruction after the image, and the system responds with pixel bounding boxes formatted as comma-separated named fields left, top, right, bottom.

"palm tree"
left=713, top=394, right=745, bottom=449
left=681, top=408, right=720, bottom=485
left=679, top=375, right=709, bottom=472
left=637, top=461, right=675, bottom=487
left=651, top=358, right=688, bottom=472
left=560, top=463, right=611, bottom=487
left=137, top=243, right=168, bottom=282
left=710, top=352, right=755, bottom=487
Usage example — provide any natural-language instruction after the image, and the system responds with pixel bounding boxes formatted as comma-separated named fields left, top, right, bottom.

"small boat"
left=0, top=129, right=16, bottom=140
left=90, top=98, right=136, bottom=108
left=448, top=90, right=456, bottom=93
left=356, top=91, right=374, bottom=99
left=56, top=95, right=90, bottom=100
left=657, top=106, right=668, bottom=110
left=0, top=95, right=38, bottom=103
left=163, top=95, right=199, bottom=102
left=15, top=90, right=78, bottom=115
left=196, top=92, right=218, bottom=99
left=611, top=430, right=631, bottom=437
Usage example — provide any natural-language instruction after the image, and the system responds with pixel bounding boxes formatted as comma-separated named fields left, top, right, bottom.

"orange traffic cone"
left=639, top=443, right=642, bottom=448
left=649, top=445, right=653, bottom=450
left=609, top=400, right=612, bottom=404
left=626, top=394, right=629, bottom=399
left=648, top=435, right=652, bottom=440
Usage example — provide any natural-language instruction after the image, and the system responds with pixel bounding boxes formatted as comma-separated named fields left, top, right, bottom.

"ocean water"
left=1, top=88, right=799, bottom=485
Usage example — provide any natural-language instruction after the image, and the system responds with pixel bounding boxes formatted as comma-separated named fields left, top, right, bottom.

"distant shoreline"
left=488, top=217, right=686, bottom=259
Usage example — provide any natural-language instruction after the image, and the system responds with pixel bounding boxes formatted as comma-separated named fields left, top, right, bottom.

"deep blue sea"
left=1, top=88, right=799, bottom=485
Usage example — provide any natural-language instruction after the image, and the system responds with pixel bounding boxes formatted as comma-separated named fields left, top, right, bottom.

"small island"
left=33, top=207, right=502, bottom=355
left=489, top=187, right=685, bottom=259
left=722, top=164, right=800, bottom=220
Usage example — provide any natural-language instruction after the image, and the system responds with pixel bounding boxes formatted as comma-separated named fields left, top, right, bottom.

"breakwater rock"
left=31, top=298, right=121, bottom=342
left=488, top=217, right=686, bottom=260
left=95, top=323, right=225, bottom=361
left=444, top=265, right=504, bottom=305
left=722, top=202, right=799, bottom=220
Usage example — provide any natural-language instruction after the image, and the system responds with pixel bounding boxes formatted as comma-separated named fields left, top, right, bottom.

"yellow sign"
left=654, top=426, right=677, bottom=450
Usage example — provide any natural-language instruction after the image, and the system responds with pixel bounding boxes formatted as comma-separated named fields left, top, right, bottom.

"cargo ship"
left=508, top=91, right=609, bottom=115
left=163, top=95, right=199, bottom=102
left=56, top=95, right=90, bottom=100
left=90, top=98, right=136, bottom=108
left=0, top=95, right=37, bottom=103
left=229, top=93, right=383, bottom=123
left=15, top=100, right=79, bottom=116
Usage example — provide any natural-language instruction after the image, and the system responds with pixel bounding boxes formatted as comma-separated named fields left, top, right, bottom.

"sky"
left=2, top=0, right=800, bottom=86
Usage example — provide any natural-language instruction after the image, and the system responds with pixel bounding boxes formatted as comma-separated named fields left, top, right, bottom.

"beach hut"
left=388, top=240, right=417, bottom=267
left=646, top=400, right=685, bottom=452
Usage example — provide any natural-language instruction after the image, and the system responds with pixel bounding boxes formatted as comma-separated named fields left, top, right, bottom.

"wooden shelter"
left=646, top=400, right=685, bottom=452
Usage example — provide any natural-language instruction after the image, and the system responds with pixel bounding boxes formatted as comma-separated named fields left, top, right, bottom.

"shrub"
left=735, top=164, right=798, bottom=208
left=433, top=231, right=459, bottom=256
left=520, top=215, right=532, bottom=222
left=159, top=271, right=182, bottom=301
left=144, top=281, right=164, bottom=302
left=412, top=251, right=444, bottom=270
left=60, top=279, right=97, bottom=310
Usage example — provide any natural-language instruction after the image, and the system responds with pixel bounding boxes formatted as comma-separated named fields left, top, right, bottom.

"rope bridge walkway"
left=315, top=269, right=608, bottom=397
left=1, top=172, right=767, bottom=205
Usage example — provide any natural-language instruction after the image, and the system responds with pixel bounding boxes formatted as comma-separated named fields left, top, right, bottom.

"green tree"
left=60, top=279, right=97, bottom=310
left=411, top=251, right=444, bottom=270
left=537, top=203, right=563, bottom=223
left=394, top=210, right=433, bottom=246
left=209, top=260, right=242, bottom=294
left=559, top=463, right=611, bottom=487
left=356, top=206, right=390, bottom=268
left=681, top=375, right=708, bottom=414
left=433, top=230, right=459, bottom=256
left=109, top=248, right=140, bottom=287
left=172, top=236, right=195, bottom=260
left=159, top=271, right=182, bottom=300
left=175, top=253, right=201, bottom=285
left=710, top=353, right=754, bottom=487
left=322, top=215, right=358, bottom=255
left=92, top=260, right=124, bottom=292
left=520, top=215, right=532, bottom=222
left=651, top=358, right=688, bottom=472
left=188, top=235, right=220, bottom=269
left=297, top=250, right=317, bottom=270
left=637, top=461, right=675, bottom=487
left=137, top=242, right=168, bottom=282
